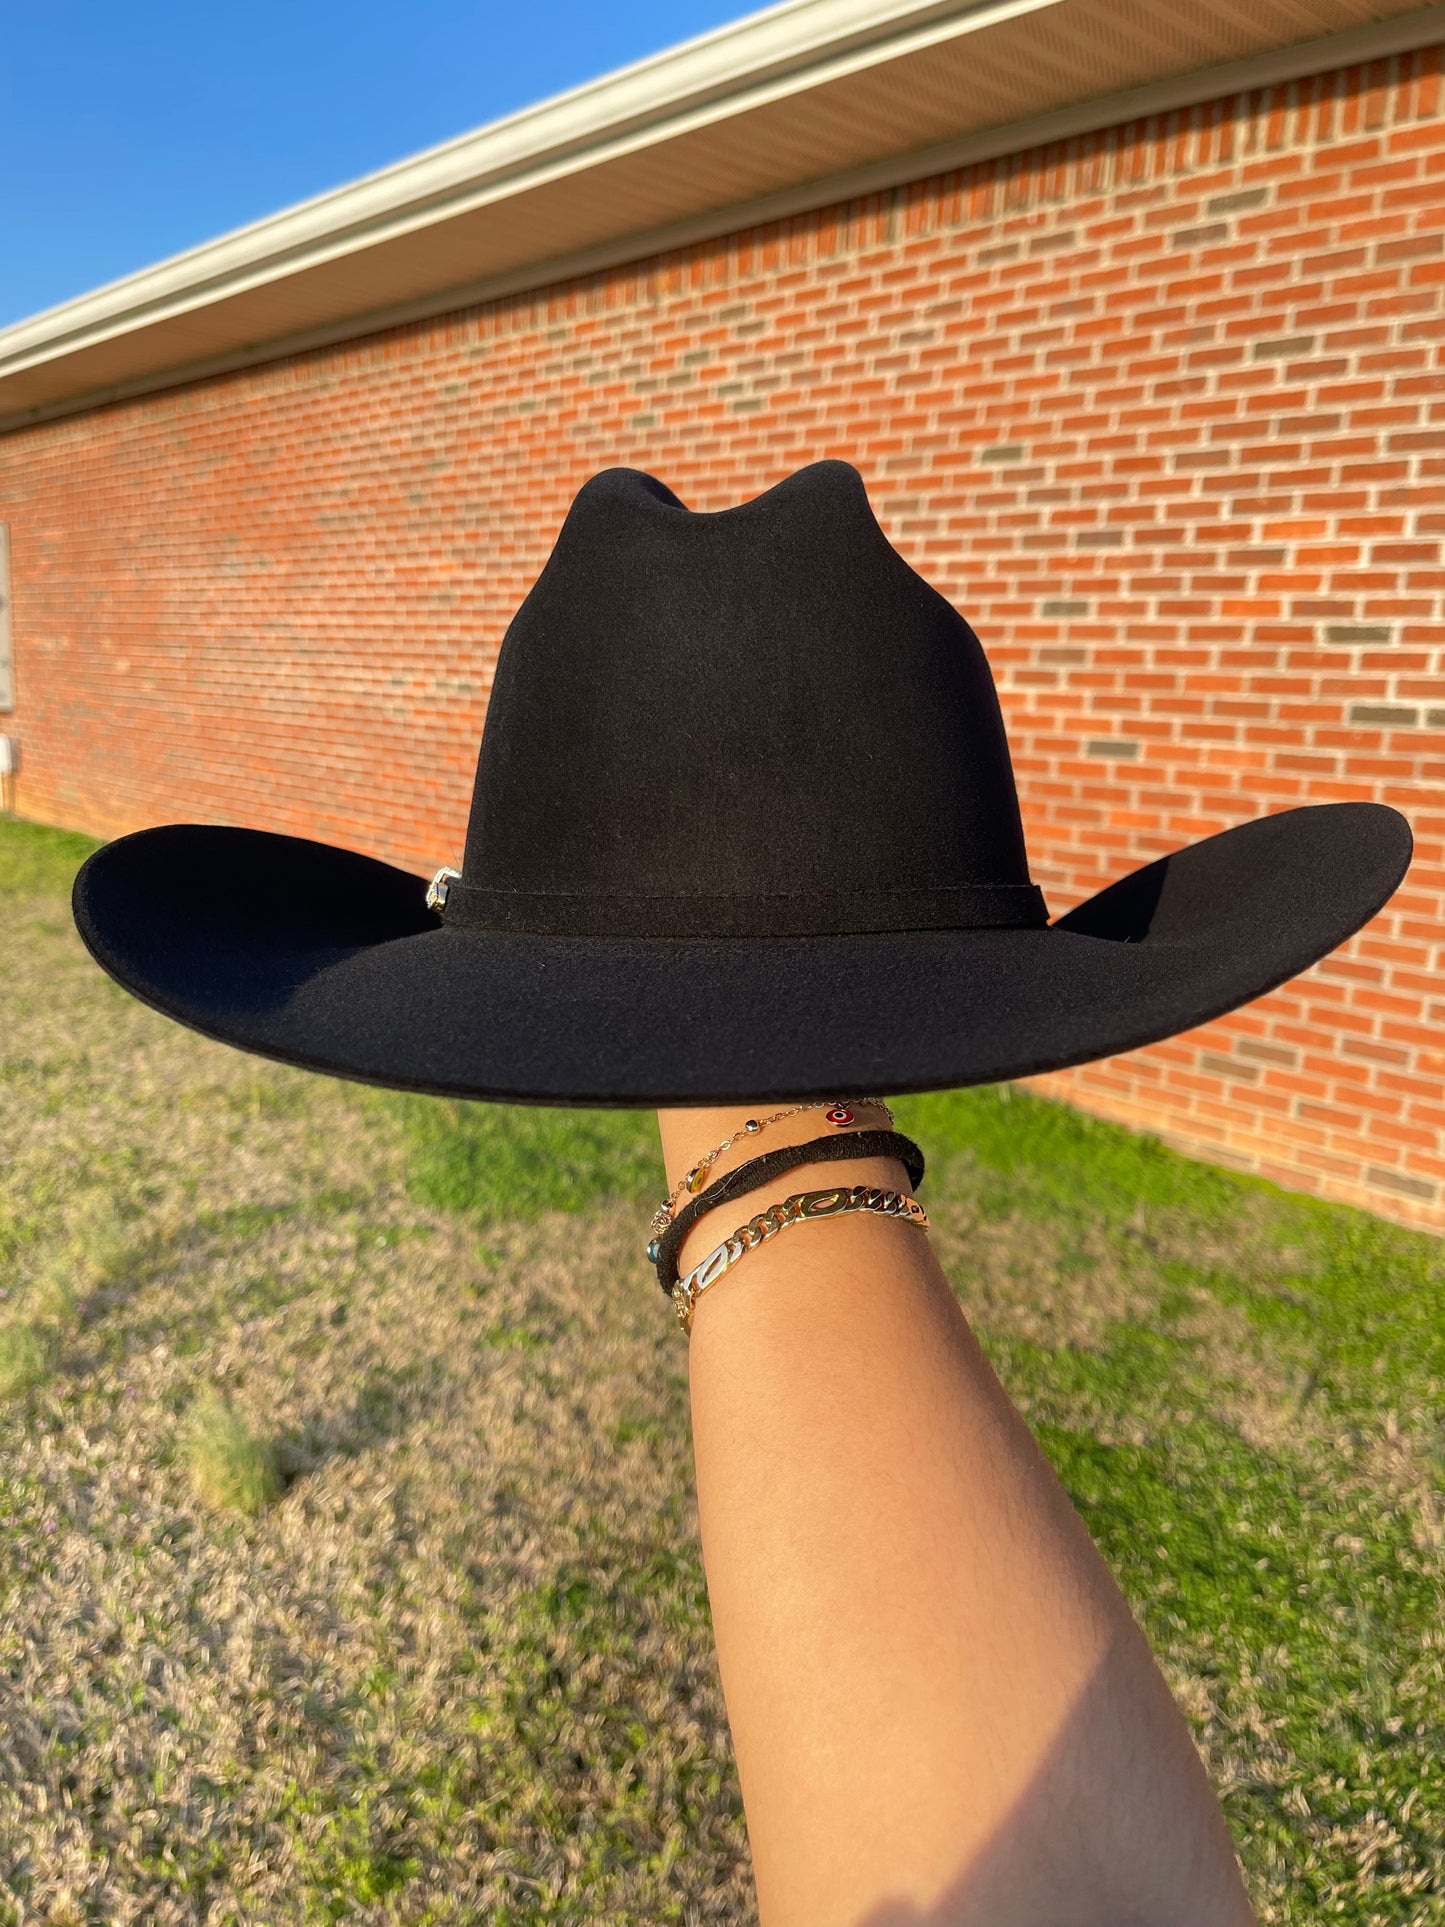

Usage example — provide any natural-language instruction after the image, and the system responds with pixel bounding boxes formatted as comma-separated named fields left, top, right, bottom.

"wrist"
left=655, top=1098, right=894, bottom=1198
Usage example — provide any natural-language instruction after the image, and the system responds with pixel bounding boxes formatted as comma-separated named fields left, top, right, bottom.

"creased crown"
left=447, top=461, right=1042, bottom=939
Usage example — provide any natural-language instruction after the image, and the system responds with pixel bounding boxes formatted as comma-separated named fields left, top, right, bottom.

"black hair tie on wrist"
left=653, top=1128, right=925, bottom=1296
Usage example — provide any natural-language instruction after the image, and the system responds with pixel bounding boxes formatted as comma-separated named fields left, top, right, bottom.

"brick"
left=1323, top=623, right=1395, bottom=643
left=1172, top=222, right=1230, bottom=249
left=1236, top=1037, right=1301, bottom=1068
left=1028, top=229, right=1079, bottom=255
left=1366, top=1165, right=1439, bottom=1201
left=1252, top=335, right=1319, bottom=359
left=1200, top=1053, right=1261, bottom=1082
left=1348, top=704, right=1421, bottom=725
left=1205, top=187, right=1270, bottom=215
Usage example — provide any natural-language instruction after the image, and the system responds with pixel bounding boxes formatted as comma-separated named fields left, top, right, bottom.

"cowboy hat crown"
left=445, top=459, right=1046, bottom=940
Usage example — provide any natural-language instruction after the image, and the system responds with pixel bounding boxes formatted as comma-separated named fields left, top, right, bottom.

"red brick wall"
left=3, top=46, right=1442, bottom=1228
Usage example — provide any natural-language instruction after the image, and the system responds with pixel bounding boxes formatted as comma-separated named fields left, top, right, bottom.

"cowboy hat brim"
left=71, top=802, right=1410, bottom=1107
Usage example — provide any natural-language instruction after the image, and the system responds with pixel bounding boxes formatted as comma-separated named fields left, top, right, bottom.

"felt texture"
left=70, top=461, right=1414, bottom=1106
left=455, top=463, right=1037, bottom=937
left=652, top=1129, right=927, bottom=1295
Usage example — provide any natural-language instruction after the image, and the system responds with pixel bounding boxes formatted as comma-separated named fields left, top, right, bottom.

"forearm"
left=658, top=1103, right=1256, bottom=1927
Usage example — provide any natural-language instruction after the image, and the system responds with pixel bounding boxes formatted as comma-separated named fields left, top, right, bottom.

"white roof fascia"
left=0, top=0, right=1057, bottom=383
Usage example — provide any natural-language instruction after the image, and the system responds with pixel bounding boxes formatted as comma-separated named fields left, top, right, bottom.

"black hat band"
left=438, top=878, right=1049, bottom=939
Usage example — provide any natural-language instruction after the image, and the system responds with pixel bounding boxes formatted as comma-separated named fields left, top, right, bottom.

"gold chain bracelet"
left=650, top=1096, right=893, bottom=1240
left=671, top=1183, right=929, bottom=1333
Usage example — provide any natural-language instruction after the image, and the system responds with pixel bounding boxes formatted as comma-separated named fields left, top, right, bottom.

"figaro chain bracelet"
left=671, top=1183, right=929, bottom=1334
left=649, top=1096, right=894, bottom=1249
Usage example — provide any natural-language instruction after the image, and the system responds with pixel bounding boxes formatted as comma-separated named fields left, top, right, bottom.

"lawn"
left=0, top=815, right=1440, bottom=1926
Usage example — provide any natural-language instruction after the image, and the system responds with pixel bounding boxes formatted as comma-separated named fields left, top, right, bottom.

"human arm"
left=658, top=1100, right=1257, bottom=1927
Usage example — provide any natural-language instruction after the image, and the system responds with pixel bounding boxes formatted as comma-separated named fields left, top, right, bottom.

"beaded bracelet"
left=672, top=1183, right=930, bottom=1333
left=651, top=1128, right=925, bottom=1296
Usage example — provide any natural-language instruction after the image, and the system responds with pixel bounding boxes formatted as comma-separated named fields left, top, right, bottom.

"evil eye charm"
left=825, top=1105, right=854, bottom=1126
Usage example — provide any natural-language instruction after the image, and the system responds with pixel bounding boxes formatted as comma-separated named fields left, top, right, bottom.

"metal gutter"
left=0, top=0, right=1057, bottom=394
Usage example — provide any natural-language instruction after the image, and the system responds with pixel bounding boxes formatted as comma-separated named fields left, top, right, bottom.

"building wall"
left=2, top=46, right=1442, bottom=1227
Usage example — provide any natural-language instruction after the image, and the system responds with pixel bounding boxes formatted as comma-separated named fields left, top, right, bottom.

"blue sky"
left=0, top=0, right=760, bottom=329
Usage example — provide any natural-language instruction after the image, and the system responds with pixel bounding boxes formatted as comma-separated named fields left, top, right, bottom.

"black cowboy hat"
left=72, top=461, right=1411, bottom=1106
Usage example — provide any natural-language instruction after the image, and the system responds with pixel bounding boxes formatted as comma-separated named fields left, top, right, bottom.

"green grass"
left=380, top=1091, right=659, bottom=1225
left=897, top=1085, right=1445, bottom=1413
left=182, top=1385, right=284, bottom=1516
left=0, top=814, right=99, bottom=896
left=1, top=813, right=1440, bottom=1924
left=0, top=1317, right=60, bottom=1399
